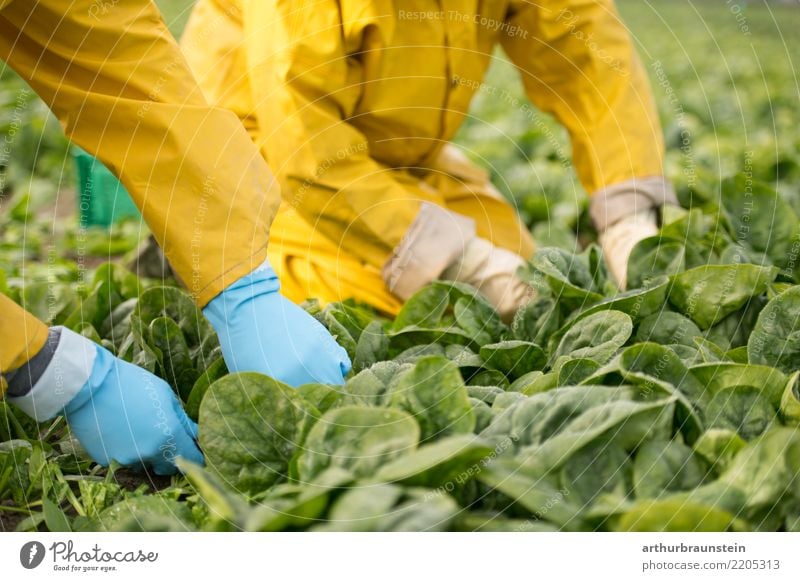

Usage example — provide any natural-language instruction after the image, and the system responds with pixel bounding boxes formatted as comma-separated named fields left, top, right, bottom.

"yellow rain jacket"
left=0, top=0, right=281, bottom=381
left=182, top=0, right=665, bottom=313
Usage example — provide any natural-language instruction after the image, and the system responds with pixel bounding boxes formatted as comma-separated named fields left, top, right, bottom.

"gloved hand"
left=440, top=238, right=532, bottom=321
left=202, top=260, right=351, bottom=386
left=6, top=327, right=202, bottom=475
left=590, top=177, right=677, bottom=289
left=382, top=202, right=533, bottom=321
left=598, top=209, right=659, bottom=289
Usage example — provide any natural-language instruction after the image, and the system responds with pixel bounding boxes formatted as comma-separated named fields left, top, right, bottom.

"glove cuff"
left=382, top=202, right=476, bottom=300
left=203, top=257, right=280, bottom=322
left=441, top=237, right=531, bottom=321
left=441, top=237, right=492, bottom=282
left=7, top=327, right=97, bottom=422
left=219, top=258, right=280, bottom=294
left=590, top=176, right=678, bottom=232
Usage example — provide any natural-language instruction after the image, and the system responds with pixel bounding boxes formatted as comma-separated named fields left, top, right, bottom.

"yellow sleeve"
left=0, top=0, right=280, bottom=306
left=499, top=0, right=665, bottom=194
left=0, top=294, right=48, bottom=383
left=228, top=0, right=438, bottom=268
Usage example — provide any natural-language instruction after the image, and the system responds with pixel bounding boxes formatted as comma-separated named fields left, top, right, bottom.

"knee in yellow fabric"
left=267, top=206, right=403, bottom=316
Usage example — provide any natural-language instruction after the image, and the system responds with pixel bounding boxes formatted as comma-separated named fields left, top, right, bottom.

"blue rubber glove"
left=203, top=260, right=351, bottom=386
left=7, top=327, right=203, bottom=475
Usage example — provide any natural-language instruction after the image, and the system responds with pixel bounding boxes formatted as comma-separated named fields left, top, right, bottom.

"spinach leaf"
left=297, top=383, right=343, bottom=416
left=374, top=434, right=494, bottom=487
left=392, top=285, right=450, bottom=331
left=556, top=358, right=601, bottom=386
left=614, top=499, right=739, bottom=532
left=149, top=316, right=197, bottom=401
left=340, top=361, right=411, bottom=407
left=178, top=459, right=250, bottom=531
left=518, top=397, right=677, bottom=474
left=511, top=296, right=561, bottom=346
left=90, top=495, right=194, bottom=532
left=618, top=343, right=705, bottom=403
left=478, top=459, right=584, bottom=529
left=692, top=429, right=747, bottom=473
left=317, top=487, right=459, bottom=532
left=388, top=356, right=475, bottom=440
left=689, top=363, right=786, bottom=407
left=244, top=468, right=352, bottom=532
left=748, top=286, right=800, bottom=373
left=185, top=357, right=228, bottom=420
left=353, top=320, right=389, bottom=372
left=311, top=484, right=404, bottom=532
left=569, top=277, right=669, bottom=323
left=296, top=406, right=419, bottom=482
left=479, top=340, right=546, bottom=379
left=668, top=264, right=777, bottom=329
left=530, top=246, right=608, bottom=311
left=627, top=236, right=688, bottom=290
left=780, top=371, right=800, bottom=424
left=633, top=439, right=708, bottom=499
left=559, top=439, right=631, bottom=508
left=199, top=373, right=318, bottom=496
left=466, top=385, right=506, bottom=405
left=389, top=282, right=505, bottom=349
left=554, top=311, right=633, bottom=365
left=636, top=311, right=703, bottom=346
left=481, top=385, right=641, bottom=451
left=373, top=487, right=460, bottom=531
left=719, top=427, right=800, bottom=516
left=705, top=387, right=775, bottom=440
left=470, top=398, right=493, bottom=432
left=719, top=174, right=800, bottom=272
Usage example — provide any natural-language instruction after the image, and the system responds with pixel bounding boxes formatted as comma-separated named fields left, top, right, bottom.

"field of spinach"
left=1, top=0, right=799, bottom=532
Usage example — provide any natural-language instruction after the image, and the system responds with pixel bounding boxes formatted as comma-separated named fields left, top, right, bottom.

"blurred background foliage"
left=1, top=0, right=798, bottom=264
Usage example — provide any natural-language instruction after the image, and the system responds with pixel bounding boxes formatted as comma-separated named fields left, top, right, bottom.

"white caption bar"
left=1, top=533, right=798, bottom=580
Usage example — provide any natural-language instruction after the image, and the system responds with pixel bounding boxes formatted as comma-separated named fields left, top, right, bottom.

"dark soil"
left=0, top=503, right=29, bottom=532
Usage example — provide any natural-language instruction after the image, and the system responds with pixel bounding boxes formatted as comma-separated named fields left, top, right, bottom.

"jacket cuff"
left=381, top=203, right=476, bottom=300
left=4, top=327, right=62, bottom=397
left=589, top=176, right=678, bottom=232
left=7, top=327, right=96, bottom=422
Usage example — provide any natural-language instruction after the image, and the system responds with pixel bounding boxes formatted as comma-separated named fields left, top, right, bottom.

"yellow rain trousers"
left=182, top=0, right=665, bottom=314
left=0, top=0, right=281, bottom=381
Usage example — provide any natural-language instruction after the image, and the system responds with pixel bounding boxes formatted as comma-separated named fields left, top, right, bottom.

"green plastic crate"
left=73, top=147, right=140, bottom=227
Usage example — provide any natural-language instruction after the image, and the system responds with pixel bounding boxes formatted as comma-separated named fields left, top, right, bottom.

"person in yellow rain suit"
left=0, top=0, right=349, bottom=474
left=182, top=0, right=677, bottom=320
